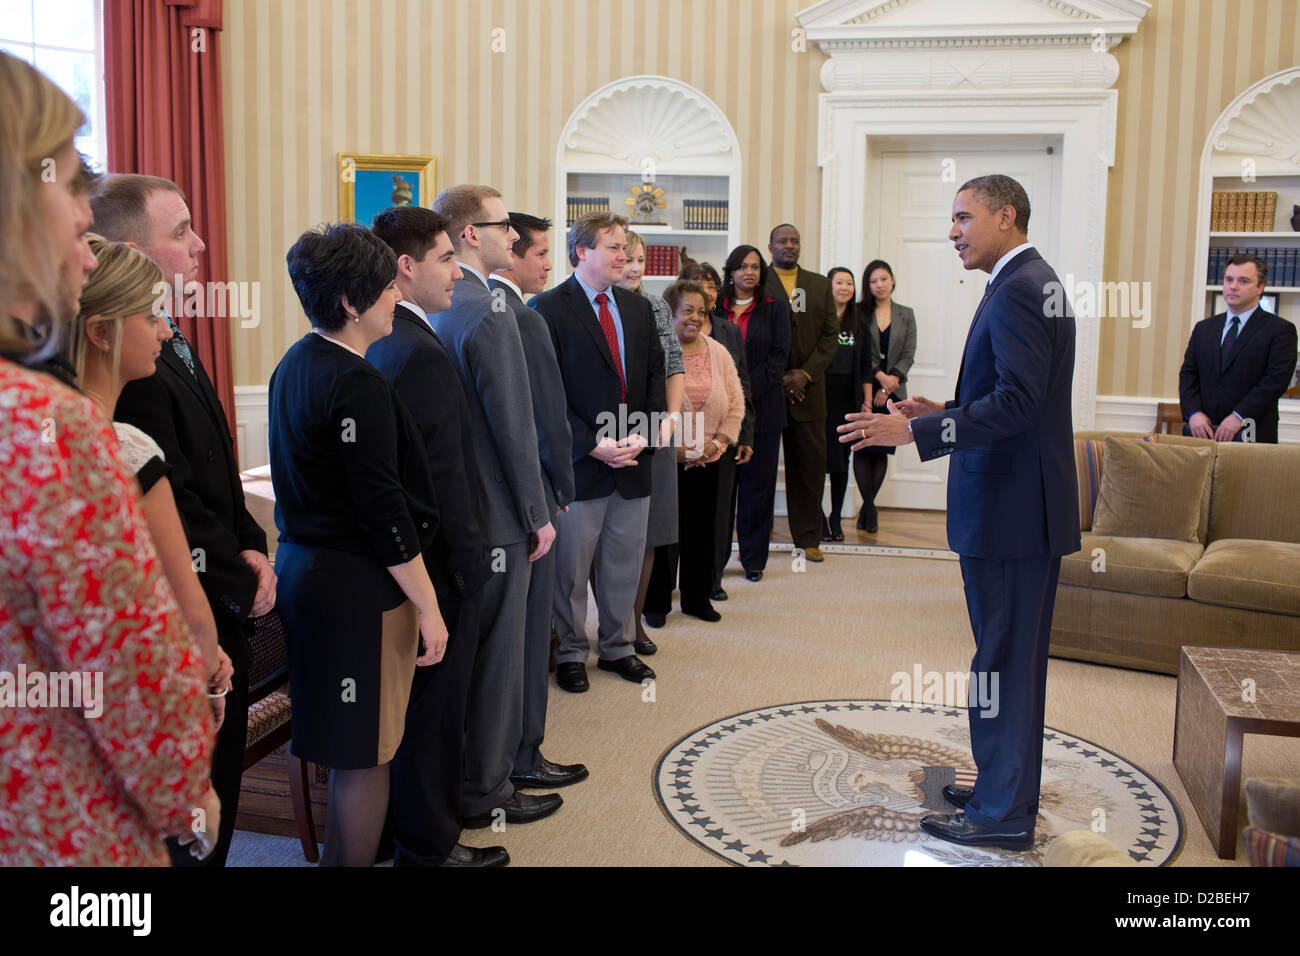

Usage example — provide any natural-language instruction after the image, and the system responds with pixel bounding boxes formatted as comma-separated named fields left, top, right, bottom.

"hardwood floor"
left=770, top=508, right=950, bottom=551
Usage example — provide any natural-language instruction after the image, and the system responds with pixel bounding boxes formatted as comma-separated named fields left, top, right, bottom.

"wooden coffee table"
left=1173, top=646, right=1300, bottom=858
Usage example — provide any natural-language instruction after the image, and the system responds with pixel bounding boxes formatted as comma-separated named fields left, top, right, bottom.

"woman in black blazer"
left=269, top=223, right=448, bottom=867
left=718, top=245, right=792, bottom=582
left=821, top=267, right=868, bottom=541
left=855, top=259, right=918, bottom=533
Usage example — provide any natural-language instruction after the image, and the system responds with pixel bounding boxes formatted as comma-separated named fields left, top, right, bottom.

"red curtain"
left=104, top=0, right=237, bottom=441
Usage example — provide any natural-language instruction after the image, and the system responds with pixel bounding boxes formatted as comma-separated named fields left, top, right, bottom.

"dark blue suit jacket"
left=1178, top=307, right=1296, bottom=445
left=911, top=248, right=1080, bottom=560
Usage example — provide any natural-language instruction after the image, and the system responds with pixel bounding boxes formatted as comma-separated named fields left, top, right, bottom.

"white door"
left=865, top=139, right=1060, bottom=511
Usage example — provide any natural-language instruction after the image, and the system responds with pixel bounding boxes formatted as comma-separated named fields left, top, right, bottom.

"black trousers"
left=711, top=451, right=740, bottom=590
left=735, top=430, right=781, bottom=572
left=782, top=418, right=827, bottom=549
left=166, top=616, right=250, bottom=868
left=645, top=462, right=720, bottom=612
left=387, top=586, right=480, bottom=866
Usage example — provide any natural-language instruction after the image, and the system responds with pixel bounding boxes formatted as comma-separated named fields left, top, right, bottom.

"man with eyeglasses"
left=429, top=185, right=562, bottom=829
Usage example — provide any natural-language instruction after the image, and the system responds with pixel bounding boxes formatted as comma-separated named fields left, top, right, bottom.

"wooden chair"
left=241, top=609, right=319, bottom=863
left=1155, top=402, right=1186, bottom=435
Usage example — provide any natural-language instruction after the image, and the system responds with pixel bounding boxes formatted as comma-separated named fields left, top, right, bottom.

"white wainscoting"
left=233, top=387, right=1300, bottom=478
left=1094, top=395, right=1300, bottom=444
left=234, top=386, right=269, bottom=471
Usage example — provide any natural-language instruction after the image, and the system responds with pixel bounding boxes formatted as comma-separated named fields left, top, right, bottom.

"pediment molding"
left=798, top=0, right=1150, bottom=52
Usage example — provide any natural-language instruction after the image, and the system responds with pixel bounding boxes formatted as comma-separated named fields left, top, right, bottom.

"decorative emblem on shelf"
left=627, top=183, right=668, bottom=225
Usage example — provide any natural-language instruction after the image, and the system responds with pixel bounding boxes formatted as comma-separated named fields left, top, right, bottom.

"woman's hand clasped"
left=415, top=605, right=450, bottom=666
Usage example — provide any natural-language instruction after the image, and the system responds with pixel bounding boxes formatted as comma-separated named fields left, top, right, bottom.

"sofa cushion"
left=1246, top=778, right=1300, bottom=838
left=1242, top=828, right=1300, bottom=867
left=1092, top=438, right=1214, bottom=544
left=1060, top=533, right=1203, bottom=598
left=1073, top=438, right=1106, bottom=532
left=1207, top=442, right=1300, bottom=545
left=1187, top=539, right=1300, bottom=615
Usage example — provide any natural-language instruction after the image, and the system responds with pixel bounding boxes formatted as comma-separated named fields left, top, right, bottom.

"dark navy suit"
left=910, top=246, right=1081, bottom=832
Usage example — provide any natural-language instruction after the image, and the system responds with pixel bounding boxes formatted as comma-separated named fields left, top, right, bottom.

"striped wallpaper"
left=221, top=0, right=824, bottom=388
left=1102, top=0, right=1300, bottom=398
left=222, top=0, right=1300, bottom=399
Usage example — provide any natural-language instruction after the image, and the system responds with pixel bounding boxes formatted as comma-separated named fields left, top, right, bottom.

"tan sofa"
left=1048, top=431, right=1300, bottom=674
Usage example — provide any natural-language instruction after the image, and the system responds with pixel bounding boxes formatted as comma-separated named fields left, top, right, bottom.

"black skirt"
left=276, top=540, right=419, bottom=770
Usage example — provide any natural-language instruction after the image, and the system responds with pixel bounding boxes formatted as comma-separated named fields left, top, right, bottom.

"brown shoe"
left=805, top=546, right=825, bottom=562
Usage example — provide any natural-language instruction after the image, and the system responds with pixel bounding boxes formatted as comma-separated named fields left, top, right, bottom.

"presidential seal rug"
left=654, top=700, right=1183, bottom=867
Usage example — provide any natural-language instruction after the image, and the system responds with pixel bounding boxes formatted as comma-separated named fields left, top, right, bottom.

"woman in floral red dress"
left=0, top=52, right=216, bottom=866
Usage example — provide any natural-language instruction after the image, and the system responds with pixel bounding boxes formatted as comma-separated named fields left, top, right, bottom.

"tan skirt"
left=376, top=599, right=419, bottom=765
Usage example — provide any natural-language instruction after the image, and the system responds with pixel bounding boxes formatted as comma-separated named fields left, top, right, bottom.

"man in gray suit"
left=489, top=212, right=588, bottom=791
left=429, top=185, right=561, bottom=828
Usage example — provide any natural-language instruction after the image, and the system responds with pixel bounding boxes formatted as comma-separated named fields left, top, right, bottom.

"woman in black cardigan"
left=821, top=267, right=867, bottom=541
left=269, top=223, right=448, bottom=867
left=719, top=245, right=792, bottom=582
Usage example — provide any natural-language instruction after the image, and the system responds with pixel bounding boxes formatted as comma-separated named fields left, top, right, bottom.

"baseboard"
left=233, top=387, right=1300, bottom=474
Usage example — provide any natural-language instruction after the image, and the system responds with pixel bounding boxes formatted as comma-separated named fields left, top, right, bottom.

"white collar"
left=989, top=242, right=1034, bottom=283
left=490, top=273, right=524, bottom=300
left=313, top=328, right=366, bottom=359
left=456, top=261, right=489, bottom=288
left=397, top=299, right=437, bottom=331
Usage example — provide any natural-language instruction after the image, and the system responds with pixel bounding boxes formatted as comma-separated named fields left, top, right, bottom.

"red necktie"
left=595, top=292, right=626, bottom=400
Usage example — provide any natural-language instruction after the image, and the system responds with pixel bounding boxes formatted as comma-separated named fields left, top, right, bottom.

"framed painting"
left=337, top=153, right=436, bottom=227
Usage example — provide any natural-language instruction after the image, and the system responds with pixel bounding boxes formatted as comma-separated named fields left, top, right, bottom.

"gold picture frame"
left=337, top=153, right=436, bottom=227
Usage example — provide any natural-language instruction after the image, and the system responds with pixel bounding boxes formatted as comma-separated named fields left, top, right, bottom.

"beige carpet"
left=231, top=550, right=1300, bottom=866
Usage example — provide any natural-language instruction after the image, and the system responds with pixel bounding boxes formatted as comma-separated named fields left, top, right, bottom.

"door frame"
left=817, top=90, right=1115, bottom=429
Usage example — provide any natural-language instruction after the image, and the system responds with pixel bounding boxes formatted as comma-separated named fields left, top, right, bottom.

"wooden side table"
left=1173, top=646, right=1300, bottom=858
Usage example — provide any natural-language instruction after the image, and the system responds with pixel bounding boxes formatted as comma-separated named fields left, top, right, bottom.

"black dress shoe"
left=439, top=843, right=510, bottom=867
left=556, top=662, right=588, bottom=693
left=463, top=791, right=563, bottom=829
left=681, top=603, right=721, bottom=622
left=633, top=637, right=657, bottom=656
left=745, top=570, right=763, bottom=582
left=919, top=811, right=1034, bottom=851
left=511, top=758, right=589, bottom=789
left=831, top=527, right=844, bottom=542
left=597, top=655, right=655, bottom=682
left=710, top=588, right=728, bottom=602
left=642, top=611, right=666, bottom=628
left=942, top=784, right=974, bottom=809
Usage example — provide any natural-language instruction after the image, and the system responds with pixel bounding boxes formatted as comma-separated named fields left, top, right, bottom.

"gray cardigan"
left=864, top=301, right=917, bottom=400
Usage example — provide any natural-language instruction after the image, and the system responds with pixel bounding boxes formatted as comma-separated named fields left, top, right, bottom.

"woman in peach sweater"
left=644, top=281, right=745, bottom=623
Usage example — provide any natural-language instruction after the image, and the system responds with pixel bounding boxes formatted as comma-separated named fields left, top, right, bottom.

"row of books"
left=565, top=196, right=610, bottom=227
left=1210, top=191, right=1279, bottom=232
left=1207, top=246, right=1300, bottom=287
left=682, top=199, right=729, bottom=231
left=644, top=244, right=682, bottom=276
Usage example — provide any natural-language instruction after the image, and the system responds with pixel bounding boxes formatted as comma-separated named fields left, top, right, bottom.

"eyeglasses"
left=466, top=219, right=512, bottom=230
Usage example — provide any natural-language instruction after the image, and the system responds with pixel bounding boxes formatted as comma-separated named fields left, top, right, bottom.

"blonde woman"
left=69, top=234, right=235, bottom=730
left=0, top=51, right=217, bottom=866
left=617, top=230, right=684, bottom=646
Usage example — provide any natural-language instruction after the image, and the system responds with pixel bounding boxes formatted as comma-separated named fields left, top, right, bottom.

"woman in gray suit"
left=855, top=259, right=917, bottom=533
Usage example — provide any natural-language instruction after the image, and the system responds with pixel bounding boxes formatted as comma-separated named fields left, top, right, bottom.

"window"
left=0, top=0, right=106, bottom=172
